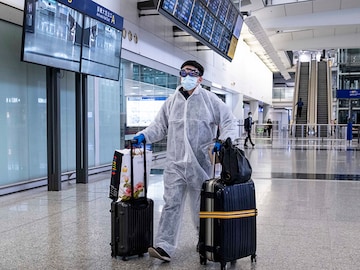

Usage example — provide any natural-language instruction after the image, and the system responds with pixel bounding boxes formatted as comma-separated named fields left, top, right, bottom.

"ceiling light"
left=245, top=15, right=291, bottom=80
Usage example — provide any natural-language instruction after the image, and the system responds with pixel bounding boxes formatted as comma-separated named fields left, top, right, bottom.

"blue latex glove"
left=212, top=141, right=221, bottom=153
left=133, top=134, right=145, bottom=146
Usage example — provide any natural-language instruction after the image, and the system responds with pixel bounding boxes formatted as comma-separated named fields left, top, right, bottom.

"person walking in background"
left=296, top=98, right=304, bottom=118
left=133, top=60, right=238, bottom=263
left=244, top=112, right=255, bottom=148
left=266, top=118, right=272, bottom=137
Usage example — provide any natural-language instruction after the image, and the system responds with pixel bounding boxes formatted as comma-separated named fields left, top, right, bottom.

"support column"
left=76, top=73, right=88, bottom=184
left=232, top=93, right=244, bottom=121
left=263, top=104, right=272, bottom=121
left=46, top=67, right=61, bottom=191
left=232, top=93, right=244, bottom=138
left=250, top=101, right=259, bottom=122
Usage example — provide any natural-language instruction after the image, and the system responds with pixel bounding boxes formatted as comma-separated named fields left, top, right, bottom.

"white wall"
left=5, top=0, right=273, bottom=112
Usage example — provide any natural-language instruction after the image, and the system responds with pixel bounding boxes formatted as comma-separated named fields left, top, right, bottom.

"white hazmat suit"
left=138, top=84, right=237, bottom=256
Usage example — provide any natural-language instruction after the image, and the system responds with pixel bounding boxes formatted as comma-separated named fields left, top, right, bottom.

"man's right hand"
left=133, top=133, right=145, bottom=146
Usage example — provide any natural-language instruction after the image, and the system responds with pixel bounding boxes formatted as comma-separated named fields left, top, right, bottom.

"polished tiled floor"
left=1, top=138, right=360, bottom=270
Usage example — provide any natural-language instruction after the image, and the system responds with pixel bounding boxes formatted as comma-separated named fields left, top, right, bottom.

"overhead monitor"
left=80, top=1, right=123, bottom=80
left=21, top=0, right=83, bottom=72
left=158, top=0, right=243, bottom=61
left=21, top=0, right=124, bottom=81
left=80, top=15, right=122, bottom=81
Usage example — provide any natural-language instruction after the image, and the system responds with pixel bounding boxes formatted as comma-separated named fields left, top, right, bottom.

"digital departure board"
left=158, top=0, right=243, bottom=61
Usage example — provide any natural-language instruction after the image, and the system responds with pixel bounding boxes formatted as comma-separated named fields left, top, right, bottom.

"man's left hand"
left=212, top=141, right=221, bottom=153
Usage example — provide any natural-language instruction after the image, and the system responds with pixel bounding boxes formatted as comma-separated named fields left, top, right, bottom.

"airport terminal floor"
left=1, top=138, right=360, bottom=270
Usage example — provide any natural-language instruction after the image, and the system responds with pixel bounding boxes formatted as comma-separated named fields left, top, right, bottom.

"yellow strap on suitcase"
left=199, top=209, right=258, bottom=219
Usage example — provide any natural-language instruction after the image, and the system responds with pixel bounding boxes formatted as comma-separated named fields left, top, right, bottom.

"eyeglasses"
left=179, top=69, right=200, bottom=77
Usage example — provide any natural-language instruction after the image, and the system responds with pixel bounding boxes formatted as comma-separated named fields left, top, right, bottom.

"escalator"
left=295, top=62, right=309, bottom=137
left=317, top=61, right=329, bottom=137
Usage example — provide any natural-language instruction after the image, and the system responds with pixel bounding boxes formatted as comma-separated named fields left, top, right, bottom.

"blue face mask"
left=181, top=76, right=198, bottom=91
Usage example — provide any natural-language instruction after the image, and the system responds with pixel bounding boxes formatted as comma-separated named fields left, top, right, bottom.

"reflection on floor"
left=0, top=145, right=360, bottom=270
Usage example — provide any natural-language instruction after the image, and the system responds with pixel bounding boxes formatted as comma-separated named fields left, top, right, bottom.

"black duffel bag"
left=219, top=137, right=252, bottom=184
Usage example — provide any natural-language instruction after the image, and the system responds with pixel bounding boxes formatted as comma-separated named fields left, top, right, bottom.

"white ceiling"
left=240, top=0, right=360, bottom=75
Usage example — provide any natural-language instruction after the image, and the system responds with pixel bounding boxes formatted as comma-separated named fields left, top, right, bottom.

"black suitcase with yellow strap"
left=198, top=178, right=257, bottom=270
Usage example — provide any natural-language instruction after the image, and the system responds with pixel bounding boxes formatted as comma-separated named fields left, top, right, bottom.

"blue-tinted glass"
left=0, top=21, right=47, bottom=185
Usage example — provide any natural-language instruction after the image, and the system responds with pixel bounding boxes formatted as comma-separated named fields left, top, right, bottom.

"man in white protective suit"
left=133, top=60, right=238, bottom=263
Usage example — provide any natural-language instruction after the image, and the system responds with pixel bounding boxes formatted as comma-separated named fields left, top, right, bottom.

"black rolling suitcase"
left=110, top=140, right=154, bottom=260
left=198, top=178, right=257, bottom=270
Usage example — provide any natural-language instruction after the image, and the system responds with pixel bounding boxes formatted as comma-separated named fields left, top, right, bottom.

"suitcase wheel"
left=251, top=254, right=257, bottom=263
left=138, top=253, right=144, bottom=257
left=122, top=256, right=128, bottom=261
left=200, top=255, right=207, bottom=265
left=230, top=260, right=237, bottom=265
left=220, top=262, right=227, bottom=270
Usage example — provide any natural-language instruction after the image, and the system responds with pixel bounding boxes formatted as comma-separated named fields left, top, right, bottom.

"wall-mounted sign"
left=337, top=89, right=360, bottom=99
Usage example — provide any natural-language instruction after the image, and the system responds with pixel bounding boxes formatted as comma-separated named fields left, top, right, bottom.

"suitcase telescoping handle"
left=212, top=132, right=221, bottom=179
left=130, top=139, right=147, bottom=199
left=212, top=137, right=221, bottom=179
left=212, top=152, right=219, bottom=179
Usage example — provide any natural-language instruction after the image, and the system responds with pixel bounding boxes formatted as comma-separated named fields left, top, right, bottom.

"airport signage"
left=336, top=89, right=360, bottom=99
left=57, top=0, right=123, bottom=30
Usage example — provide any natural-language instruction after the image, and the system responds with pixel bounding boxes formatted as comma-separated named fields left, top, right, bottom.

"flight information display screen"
left=158, top=0, right=243, bottom=61
left=21, top=0, right=123, bottom=81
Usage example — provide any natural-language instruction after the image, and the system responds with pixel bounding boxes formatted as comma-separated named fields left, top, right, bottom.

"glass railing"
left=272, top=87, right=294, bottom=102
left=286, top=124, right=359, bottom=140
left=248, top=123, right=360, bottom=144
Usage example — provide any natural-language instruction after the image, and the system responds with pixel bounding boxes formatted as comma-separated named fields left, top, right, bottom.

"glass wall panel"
left=60, top=71, right=76, bottom=172
left=75, top=75, right=122, bottom=167
left=87, top=77, right=96, bottom=167
left=0, top=20, right=47, bottom=186
left=98, top=78, right=121, bottom=164
left=27, top=67, right=47, bottom=178
left=272, top=87, right=294, bottom=101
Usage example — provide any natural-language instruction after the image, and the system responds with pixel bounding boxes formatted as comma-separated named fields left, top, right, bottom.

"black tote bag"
left=219, top=137, right=252, bottom=184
